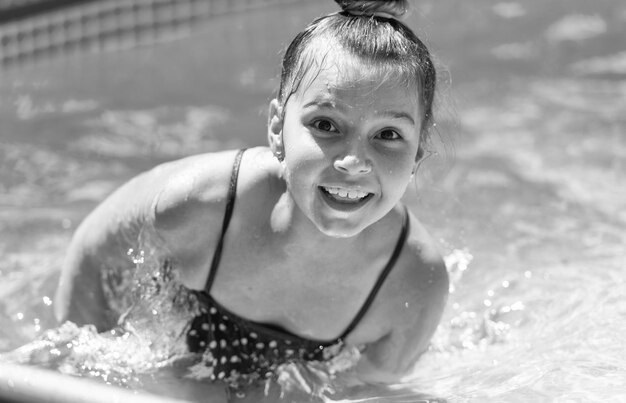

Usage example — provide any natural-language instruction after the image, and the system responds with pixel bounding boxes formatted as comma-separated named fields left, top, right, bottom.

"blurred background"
left=1, top=0, right=625, bottom=402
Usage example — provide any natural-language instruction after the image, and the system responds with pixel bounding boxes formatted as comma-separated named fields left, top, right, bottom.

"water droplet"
left=524, top=270, right=532, bottom=278
left=501, top=280, right=510, bottom=288
left=16, top=312, right=24, bottom=321
left=42, top=296, right=52, bottom=306
left=484, top=299, right=492, bottom=307
left=487, top=289, right=495, bottom=297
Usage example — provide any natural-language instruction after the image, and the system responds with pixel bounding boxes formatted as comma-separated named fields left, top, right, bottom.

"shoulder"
left=396, top=209, right=449, bottom=340
left=378, top=208, right=449, bottom=340
left=353, top=208, right=448, bottom=381
left=357, top=207, right=448, bottom=334
left=376, top=208, right=448, bottom=310
left=391, top=209, right=449, bottom=331
left=153, top=147, right=277, bottom=228
left=153, top=150, right=244, bottom=216
left=150, top=147, right=278, bottom=284
left=403, top=209, right=449, bottom=299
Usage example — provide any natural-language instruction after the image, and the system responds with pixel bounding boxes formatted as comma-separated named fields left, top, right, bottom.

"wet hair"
left=277, top=0, right=437, bottom=149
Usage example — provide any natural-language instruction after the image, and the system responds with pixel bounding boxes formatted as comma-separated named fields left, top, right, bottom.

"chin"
left=323, top=230, right=358, bottom=239
left=315, top=218, right=368, bottom=239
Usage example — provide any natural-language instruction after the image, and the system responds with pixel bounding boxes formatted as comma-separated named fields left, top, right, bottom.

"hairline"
left=280, top=36, right=423, bottom=112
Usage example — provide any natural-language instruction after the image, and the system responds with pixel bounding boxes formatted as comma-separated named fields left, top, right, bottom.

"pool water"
left=1, top=1, right=625, bottom=402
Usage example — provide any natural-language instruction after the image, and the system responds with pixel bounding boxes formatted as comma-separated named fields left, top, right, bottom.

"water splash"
left=0, top=240, right=459, bottom=402
left=431, top=250, right=533, bottom=354
left=1, top=244, right=198, bottom=390
left=444, top=248, right=473, bottom=295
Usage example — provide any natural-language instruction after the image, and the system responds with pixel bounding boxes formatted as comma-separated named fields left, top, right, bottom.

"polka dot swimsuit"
left=187, top=291, right=342, bottom=387
left=185, top=149, right=409, bottom=388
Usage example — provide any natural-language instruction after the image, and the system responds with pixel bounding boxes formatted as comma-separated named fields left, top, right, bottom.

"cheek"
left=284, top=133, right=326, bottom=173
left=379, top=155, right=415, bottom=193
left=378, top=150, right=414, bottom=175
left=282, top=143, right=323, bottom=192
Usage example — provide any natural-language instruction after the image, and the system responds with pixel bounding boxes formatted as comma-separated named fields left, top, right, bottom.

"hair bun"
left=334, top=0, right=408, bottom=19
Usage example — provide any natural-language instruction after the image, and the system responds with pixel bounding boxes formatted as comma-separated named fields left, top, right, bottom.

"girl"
left=54, top=0, right=449, bottom=393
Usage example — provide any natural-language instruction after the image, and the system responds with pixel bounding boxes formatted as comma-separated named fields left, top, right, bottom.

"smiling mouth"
left=320, top=186, right=374, bottom=204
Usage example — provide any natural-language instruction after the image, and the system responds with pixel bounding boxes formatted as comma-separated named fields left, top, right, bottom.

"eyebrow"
left=377, top=110, right=416, bottom=126
left=303, top=98, right=416, bottom=126
left=303, top=98, right=346, bottom=112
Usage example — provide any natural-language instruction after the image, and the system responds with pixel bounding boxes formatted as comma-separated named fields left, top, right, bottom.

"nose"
left=333, top=154, right=372, bottom=175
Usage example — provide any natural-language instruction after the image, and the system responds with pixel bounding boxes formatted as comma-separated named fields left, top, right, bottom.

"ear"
left=267, top=99, right=284, bottom=158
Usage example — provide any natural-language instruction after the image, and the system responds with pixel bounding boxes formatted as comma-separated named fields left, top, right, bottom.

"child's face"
left=274, top=57, right=421, bottom=238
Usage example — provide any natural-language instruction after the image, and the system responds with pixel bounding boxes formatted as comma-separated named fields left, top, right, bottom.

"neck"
left=270, top=190, right=368, bottom=253
left=268, top=189, right=403, bottom=269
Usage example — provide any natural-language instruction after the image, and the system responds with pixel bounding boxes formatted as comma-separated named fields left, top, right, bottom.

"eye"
left=376, top=129, right=402, bottom=141
left=312, top=119, right=338, bottom=133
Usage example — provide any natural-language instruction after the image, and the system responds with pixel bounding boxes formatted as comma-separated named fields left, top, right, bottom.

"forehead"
left=293, top=45, right=419, bottom=111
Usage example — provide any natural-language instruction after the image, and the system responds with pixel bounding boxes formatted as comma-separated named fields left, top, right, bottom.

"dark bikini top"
left=186, top=149, right=410, bottom=388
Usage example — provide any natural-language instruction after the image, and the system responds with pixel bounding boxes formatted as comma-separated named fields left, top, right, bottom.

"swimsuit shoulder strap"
left=337, top=205, right=410, bottom=341
left=203, top=149, right=246, bottom=293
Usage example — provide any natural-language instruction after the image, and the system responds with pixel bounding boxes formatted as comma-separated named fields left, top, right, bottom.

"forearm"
left=54, top=257, right=112, bottom=330
left=54, top=188, right=155, bottom=330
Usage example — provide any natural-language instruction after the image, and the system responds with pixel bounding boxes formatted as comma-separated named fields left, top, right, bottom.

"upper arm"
left=356, top=242, right=449, bottom=383
left=53, top=165, right=173, bottom=330
left=151, top=151, right=239, bottom=288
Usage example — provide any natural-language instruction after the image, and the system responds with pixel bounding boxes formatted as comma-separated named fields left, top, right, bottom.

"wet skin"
left=270, top=57, right=422, bottom=238
left=55, top=52, right=448, bottom=387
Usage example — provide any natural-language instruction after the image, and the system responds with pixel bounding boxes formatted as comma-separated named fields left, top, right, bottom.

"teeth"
left=324, top=186, right=369, bottom=200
